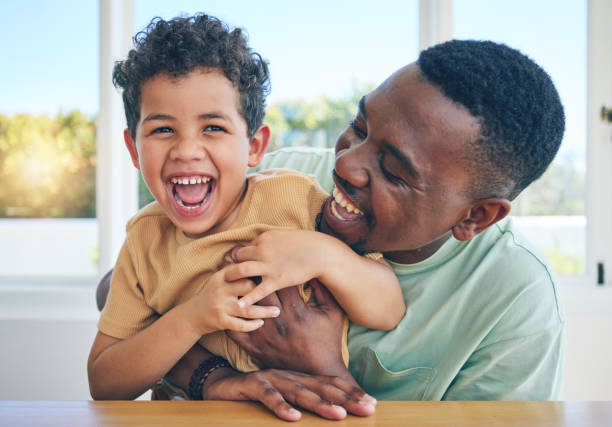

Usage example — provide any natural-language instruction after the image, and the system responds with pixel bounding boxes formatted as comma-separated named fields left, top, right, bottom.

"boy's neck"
left=182, top=179, right=250, bottom=239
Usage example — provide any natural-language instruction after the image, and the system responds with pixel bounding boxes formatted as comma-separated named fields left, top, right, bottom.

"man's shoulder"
left=471, top=217, right=564, bottom=322
left=252, top=147, right=335, bottom=192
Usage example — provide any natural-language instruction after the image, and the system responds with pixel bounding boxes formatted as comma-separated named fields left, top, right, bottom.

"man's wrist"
left=200, top=366, right=237, bottom=400
left=188, top=355, right=231, bottom=400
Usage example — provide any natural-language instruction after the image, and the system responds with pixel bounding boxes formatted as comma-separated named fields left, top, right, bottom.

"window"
left=0, top=0, right=99, bottom=280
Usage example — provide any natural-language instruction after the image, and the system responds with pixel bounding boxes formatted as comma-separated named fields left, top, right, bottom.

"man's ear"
left=247, top=124, right=270, bottom=167
left=452, top=198, right=511, bottom=241
left=123, top=128, right=141, bottom=170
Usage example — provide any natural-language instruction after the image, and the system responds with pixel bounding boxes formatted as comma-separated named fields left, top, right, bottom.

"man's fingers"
left=276, top=285, right=307, bottom=310
left=242, top=381, right=303, bottom=422
left=310, top=279, right=340, bottom=310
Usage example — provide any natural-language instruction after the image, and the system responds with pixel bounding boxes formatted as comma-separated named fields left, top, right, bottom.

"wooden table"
left=1, top=401, right=611, bottom=426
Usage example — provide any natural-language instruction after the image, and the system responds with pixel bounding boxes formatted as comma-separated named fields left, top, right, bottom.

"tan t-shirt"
left=99, top=169, right=351, bottom=372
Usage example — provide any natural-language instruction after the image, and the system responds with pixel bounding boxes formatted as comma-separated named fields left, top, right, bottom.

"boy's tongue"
left=175, top=182, right=210, bottom=204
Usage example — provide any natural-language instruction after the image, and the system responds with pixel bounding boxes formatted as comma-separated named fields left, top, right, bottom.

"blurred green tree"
left=0, top=111, right=96, bottom=217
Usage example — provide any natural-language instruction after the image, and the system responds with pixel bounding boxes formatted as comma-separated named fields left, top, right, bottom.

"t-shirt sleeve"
left=97, top=238, right=159, bottom=339
left=442, top=274, right=564, bottom=400
left=250, top=147, right=336, bottom=193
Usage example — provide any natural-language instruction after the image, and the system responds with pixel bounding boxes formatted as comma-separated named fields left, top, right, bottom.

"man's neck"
left=383, top=232, right=452, bottom=264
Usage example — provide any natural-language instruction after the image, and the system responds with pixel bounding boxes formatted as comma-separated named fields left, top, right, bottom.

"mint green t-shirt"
left=253, top=147, right=565, bottom=401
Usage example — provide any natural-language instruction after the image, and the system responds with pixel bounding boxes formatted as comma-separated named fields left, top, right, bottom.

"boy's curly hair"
left=418, top=40, right=565, bottom=200
left=113, top=14, right=270, bottom=139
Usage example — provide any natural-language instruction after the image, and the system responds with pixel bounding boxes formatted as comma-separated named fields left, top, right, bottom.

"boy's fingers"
left=237, top=280, right=277, bottom=308
left=230, top=245, right=260, bottom=263
left=226, top=318, right=265, bottom=333
left=228, top=279, right=257, bottom=296
left=225, top=261, right=265, bottom=282
left=239, top=304, right=281, bottom=319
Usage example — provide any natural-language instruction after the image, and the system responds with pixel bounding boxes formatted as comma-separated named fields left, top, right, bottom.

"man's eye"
left=151, top=126, right=173, bottom=134
left=349, top=120, right=366, bottom=139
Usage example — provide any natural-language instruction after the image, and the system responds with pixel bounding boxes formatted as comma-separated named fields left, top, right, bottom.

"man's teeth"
left=332, top=187, right=363, bottom=215
left=170, top=176, right=211, bottom=185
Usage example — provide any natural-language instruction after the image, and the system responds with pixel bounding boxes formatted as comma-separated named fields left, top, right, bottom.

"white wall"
left=1, top=283, right=612, bottom=401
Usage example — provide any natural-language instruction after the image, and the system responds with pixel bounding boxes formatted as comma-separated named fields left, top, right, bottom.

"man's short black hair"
left=418, top=39, right=565, bottom=200
left=113, top=13, right=270, bottom=139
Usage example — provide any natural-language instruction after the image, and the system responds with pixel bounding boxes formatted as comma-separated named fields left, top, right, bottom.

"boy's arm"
left=88, top=268, right=280, bottom=400
left=227, top=229, right=405, bottom=330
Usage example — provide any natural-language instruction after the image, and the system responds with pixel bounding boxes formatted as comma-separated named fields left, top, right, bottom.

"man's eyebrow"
left=358, top=96, right=367, bottom=119
left=382, top=140, right=421, bottom=181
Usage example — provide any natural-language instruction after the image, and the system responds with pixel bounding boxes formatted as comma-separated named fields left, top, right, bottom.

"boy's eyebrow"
left=141, top=112, right=232, bottom=123
left=142, top=113, right=173, bottom=123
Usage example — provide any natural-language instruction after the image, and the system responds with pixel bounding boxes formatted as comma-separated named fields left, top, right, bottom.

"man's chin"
left=317, top=209, right=369, bottom=256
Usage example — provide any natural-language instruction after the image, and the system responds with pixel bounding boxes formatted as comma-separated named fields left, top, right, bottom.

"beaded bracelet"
left=187, top=355, right=231, bottom=400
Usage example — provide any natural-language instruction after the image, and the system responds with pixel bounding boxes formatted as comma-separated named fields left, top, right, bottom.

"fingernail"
left=237, top=299, right=245, bottom=308
left=288, top=408, right=301, bottom=417
left=272, top=307, right=280, bottom=316
left=331, top=404, right=347, bottom=415
left=359, top=395, right=377, bottom=405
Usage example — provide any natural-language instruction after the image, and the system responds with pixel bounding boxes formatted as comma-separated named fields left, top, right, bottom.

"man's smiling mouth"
left=330, top=186, right=363, bottom=220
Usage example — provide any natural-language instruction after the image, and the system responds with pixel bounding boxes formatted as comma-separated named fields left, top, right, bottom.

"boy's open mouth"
left=169, top=175, right=214, bottom=210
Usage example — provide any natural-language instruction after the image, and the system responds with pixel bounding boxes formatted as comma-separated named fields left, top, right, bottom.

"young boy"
left=88, top=14, right=404, bottom=400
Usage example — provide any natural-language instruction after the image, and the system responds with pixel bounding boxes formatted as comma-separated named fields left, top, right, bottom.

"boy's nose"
left=169, top=137, right=205, bottom=161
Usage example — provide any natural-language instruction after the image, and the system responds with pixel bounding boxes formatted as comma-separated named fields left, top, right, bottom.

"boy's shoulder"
left=125, top=201, right=171, bottom=233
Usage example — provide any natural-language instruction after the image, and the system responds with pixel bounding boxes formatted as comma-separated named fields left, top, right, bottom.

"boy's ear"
left=452, top=198, right=511, bottom=241
left=123, top=128, right=141, bottom=170
left=247, top=124, right=270, bottom=167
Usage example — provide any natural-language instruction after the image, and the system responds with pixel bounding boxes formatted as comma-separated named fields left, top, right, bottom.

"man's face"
left=319, top=64, right=482, bottom=264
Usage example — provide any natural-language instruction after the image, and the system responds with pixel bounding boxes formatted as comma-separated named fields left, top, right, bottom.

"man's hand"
left=204, top=368, right=377, bottom=421
left=227, top=279, right=350, bottom=381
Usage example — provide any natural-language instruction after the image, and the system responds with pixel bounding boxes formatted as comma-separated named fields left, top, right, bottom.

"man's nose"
left=335, top=138, right=370, bottom=189
left=169, top=136, right=205, bottom=161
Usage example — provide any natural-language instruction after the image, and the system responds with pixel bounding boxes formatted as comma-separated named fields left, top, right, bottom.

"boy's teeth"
left=171, top=176, right=211, bottom=185
left=332, top=186, right=363, bottom=215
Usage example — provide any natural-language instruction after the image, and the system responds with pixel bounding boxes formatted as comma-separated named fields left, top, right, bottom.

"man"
left=114, top=39, right=566, bottom=421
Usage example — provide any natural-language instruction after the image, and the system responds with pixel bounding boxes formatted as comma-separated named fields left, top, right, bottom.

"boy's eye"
left=349, top=120, right=366, bottom=139
left=204, top=125, right=225, bottom=132
left=151, top=126, right=173, bottom=134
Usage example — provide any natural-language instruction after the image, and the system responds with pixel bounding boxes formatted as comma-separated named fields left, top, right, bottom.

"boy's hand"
left=183, top=267, right=280, bottom=336
left=225, top=229, right=339, bottom=307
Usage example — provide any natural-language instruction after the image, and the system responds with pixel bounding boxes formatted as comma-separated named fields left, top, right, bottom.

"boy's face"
left=124, top=68, right=268, bottom=237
